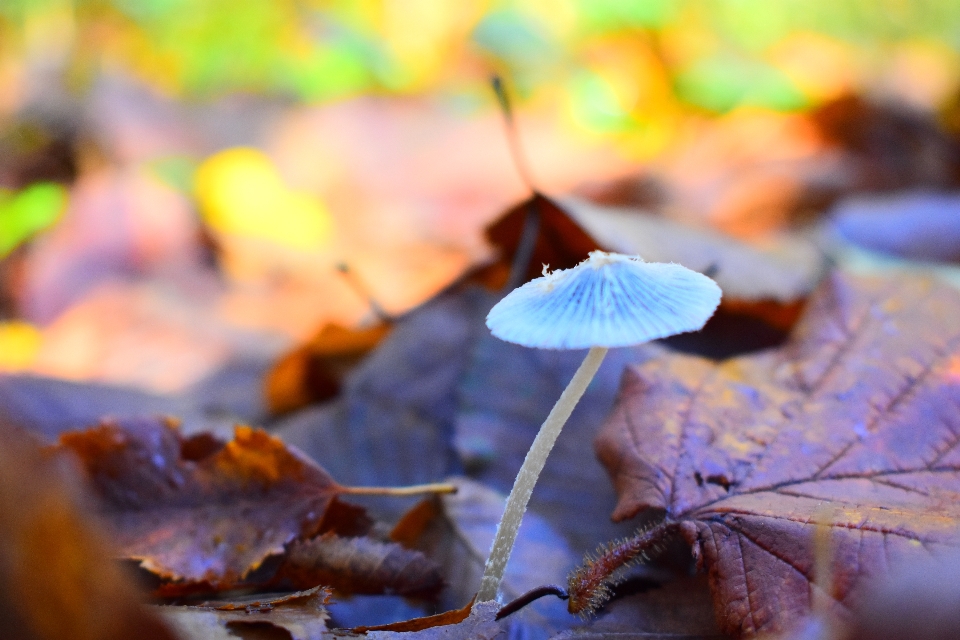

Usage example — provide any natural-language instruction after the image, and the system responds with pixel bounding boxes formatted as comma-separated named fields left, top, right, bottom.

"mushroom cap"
left=486, top=251, right=722, bottom=349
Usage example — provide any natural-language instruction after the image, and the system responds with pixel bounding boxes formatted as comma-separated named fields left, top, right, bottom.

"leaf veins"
left=595, top=271, right=960, bottom=636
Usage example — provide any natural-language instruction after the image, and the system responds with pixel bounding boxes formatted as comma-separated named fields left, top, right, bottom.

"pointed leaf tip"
left=486, top=251, right=721, bottom=349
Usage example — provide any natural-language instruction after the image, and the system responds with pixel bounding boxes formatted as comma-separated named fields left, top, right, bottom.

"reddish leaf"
left=54, top=417, right=356, bottom=589
left=349, top=598, right=477, bottom=634
left=389, top=498, right=442, bottom=549
left=471, top=193, right=602, bottom=289
left=596, top=271, right=960, bottom=636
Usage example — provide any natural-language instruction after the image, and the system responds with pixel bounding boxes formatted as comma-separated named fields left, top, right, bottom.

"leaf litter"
left=8, top=88, right=960, bottom=640
left=51, top=417, right=445, bottom=599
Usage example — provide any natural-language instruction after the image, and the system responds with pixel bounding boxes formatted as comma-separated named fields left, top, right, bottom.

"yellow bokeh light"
left=194, top=147, right=334, bottom=252
left=0, top=321, right=42, bottom=371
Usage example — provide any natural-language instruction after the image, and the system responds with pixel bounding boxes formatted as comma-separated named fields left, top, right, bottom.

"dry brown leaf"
left=596, top=271, right=960, bottom=636
left=350, top=598, right=475, bottom=634
left=54, top=417, right=361, bottom=591
left=272, top=533, right=444, bottom=598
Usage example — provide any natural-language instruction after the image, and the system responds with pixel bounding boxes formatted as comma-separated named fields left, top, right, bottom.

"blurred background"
left=2, top=0, right=960, bottom=393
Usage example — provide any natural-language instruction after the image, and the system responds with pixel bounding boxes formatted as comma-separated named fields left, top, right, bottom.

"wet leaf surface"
left=596, top=271, right=960, bottom=636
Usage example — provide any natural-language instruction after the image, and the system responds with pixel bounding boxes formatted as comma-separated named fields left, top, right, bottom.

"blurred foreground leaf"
left=0, top=422, right=176, bottom=640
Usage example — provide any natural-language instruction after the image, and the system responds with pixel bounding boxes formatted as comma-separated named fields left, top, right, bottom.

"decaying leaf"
left=274, top=287, right=489, bottom=521
left=358, top=600, right=502, bottom=639
left=159, top=586, right=330, bottom=640
left=0, top=422, right=176, bottom=640
left=596, top=271, right=960, bottom=636
left=349, top=598, right=475, bottom=634
left=273, top=533, right=443, bottom=598
left=54, top=417, right=360, bottom=590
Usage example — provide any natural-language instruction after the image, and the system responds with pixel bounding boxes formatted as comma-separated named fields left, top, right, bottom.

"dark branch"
left=495, top=584, right=569, bottom=620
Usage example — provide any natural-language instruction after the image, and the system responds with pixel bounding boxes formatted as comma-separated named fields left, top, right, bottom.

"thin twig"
left=335, top=262, right=391, bottom=322
left=338, top=482, right=457, bottom=497
left=492, top=75, right=537, bottom=193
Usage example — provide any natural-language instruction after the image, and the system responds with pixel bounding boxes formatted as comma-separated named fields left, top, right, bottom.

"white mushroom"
left=476, top=250, right=722, bottom=602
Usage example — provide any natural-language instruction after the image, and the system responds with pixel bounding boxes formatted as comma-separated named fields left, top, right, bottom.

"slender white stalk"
left=476, top=346, right=609, bottom=602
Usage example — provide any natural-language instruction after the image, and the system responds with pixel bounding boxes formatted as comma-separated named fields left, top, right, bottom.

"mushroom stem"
left=477, top=345, right=609, bottom=602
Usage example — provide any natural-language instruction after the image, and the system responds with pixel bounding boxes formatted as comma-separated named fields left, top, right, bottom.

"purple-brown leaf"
left=596, top=271, right=960, bottom=636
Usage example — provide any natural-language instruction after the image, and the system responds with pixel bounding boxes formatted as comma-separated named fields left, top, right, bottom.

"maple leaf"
left=54, top=418, right=365, bottom=590
left=595, top=271, right=960, bottom=636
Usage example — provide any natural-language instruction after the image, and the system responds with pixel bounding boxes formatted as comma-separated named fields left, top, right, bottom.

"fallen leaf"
left=842, top=549, right=960, bottom=640
left=359, top=600, right=502, bottom=639
left=472, top=192, right=602, bottom=290
left=0, top=373, right=197, bottom=440
left=265, top=322, right=392, bottom=415
left=159, top=586, right=330, bottom=640
left=349, top=598, right=474, bottom=634
left=828, top=191, right=960, bottom=264
left=273, top=287, right=488, bottom=521
left=595, top=271, right=960, bottom=636
left=561, top=196, right=825, bottom=303
left=272, top=533, right=444, bottom=598
left=0, top=421, right=177, bottom=640
left=811, top=95, right=960, bottom=193
left=54, top=417, right=363, bottom=591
